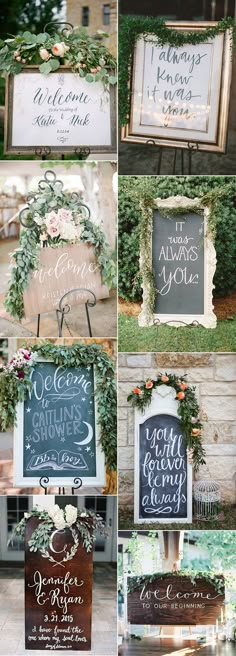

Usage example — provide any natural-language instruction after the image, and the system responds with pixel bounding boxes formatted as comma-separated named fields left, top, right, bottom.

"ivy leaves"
left=119, top=16, right=236, bottom=127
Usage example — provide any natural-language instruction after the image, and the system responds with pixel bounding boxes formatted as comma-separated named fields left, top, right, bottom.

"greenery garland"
left=119, top=16, right=236, bottom=126
left=0, top=26, right=116, bottom=88
left=127, top=372, right=206, bottom=470
left=4, top=172, right=116, bottom=321
left=0, top=342, right=117, bottom=471
left=127, top=570, right=225, bottom=596
left=9, top=505, right=108, bottom=557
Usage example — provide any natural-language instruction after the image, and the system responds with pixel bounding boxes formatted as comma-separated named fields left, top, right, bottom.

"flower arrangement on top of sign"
left=9, top=504, right=108, bottom=564
left=4, top=170, right=116, bottom=321
left=127, top=372, right=207, bottom=470
left=0, top=27, right=117, bottom=89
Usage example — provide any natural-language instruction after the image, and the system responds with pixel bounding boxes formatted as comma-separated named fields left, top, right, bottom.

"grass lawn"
left=119, top=505, right=236, bottom=530
left=118, top=314, right=236, bottom=352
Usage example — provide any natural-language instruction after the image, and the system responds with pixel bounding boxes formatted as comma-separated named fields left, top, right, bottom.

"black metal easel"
left=39, top=476, right=83, bottom=495
left=19, top=170, right=97, bottom=337
left=146, top=140, right=200, bottom=175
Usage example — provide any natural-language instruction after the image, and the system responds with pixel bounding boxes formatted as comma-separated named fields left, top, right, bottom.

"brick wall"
left=118, top=352, right=236, bottom=510
left=67, top=0, right=117, bottom=56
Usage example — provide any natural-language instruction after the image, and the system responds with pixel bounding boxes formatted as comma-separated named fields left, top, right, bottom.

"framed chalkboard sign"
left=5, top=67, right=116, bottom=155
left=139, top=195, right=216, bottom=328
left=14, top=358, right=105, bottom=487
left=134, top=385, right=192, bottom=523
left=121, top=23, right=232, bottom=153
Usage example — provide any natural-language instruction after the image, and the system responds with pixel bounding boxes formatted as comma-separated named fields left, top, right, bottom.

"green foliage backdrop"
left=118, top=176, right=236, bottom=302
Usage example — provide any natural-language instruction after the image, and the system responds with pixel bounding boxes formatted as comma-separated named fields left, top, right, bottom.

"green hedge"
left=118, top=176, right=236, bottom=301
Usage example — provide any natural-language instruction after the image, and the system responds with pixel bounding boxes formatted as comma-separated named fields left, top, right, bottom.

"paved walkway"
left=0, top=564, right=117, bottom=655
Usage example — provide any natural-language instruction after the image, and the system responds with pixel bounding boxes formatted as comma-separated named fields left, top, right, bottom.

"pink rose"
left=45, top=211, right=58, bottom=225
left=57, top=208, right=73, bottom=222
left=47, top=223, right=60, bottom=238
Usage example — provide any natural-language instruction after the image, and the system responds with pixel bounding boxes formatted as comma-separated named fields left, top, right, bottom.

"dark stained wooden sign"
left=128, top=574, right=225, bottom=626
left=25, top=517, right=93, bottom=651
left=152, top=211, right=204, bottom=315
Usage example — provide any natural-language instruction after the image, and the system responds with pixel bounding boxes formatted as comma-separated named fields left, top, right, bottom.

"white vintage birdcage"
left=194, top=480, right=221, bottom=520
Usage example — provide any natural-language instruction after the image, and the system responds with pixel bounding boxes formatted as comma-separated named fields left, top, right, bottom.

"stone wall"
left=67, top=0, right=117, bottom=55
left=118, top=352, right=236, bottom=510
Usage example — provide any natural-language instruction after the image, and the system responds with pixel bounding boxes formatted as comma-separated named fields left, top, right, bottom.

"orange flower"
left=176, top=391, right=185, bottom=400
left=192, top=428, right=201, bottom=436
left=179, top=382, right=188, bottom=390
left=161, top=375, right=169, bottom=383
left=133, top=387, right=141, bottom=394
left=145, top=380, right=153, bottom=389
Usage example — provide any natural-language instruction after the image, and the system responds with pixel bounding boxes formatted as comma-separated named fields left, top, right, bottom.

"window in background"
left=103, top=4, right=110, bottom=25
left=82, top=6, right=89, bottom=26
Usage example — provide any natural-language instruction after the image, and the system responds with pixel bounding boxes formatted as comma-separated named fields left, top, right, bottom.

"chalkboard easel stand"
left=36, top=287, right=96, bottom=337
left=34, top=147, right=90, bottom=161
left=146, top=140, right=200, bottom=175
left=39, top=476, right=83, bottom=495
left=154, top=318, right=204, bottom=328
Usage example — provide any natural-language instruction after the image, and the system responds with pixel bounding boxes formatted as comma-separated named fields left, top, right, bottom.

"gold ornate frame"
left=121, top=22, right=232, bottom=153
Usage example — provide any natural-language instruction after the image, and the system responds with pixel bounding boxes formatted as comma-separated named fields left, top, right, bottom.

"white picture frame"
left=14, top=357, right=106, bottom=488
left=134, top=386, right=193, bottom=524
left=139, top=195, right=217, bottom=329
left=121, top=23, right=232, bottom=152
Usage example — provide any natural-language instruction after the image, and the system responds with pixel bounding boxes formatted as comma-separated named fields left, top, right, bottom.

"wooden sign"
left=127, top=574, right=225, bottom=626
left=14, top=358, right=105, bottom=487
left=5, top=67, right=116, bottom=154
left=23, top=242, right=109, bottom=317
left=139, top=196, right=216, bottom=328
left=121, top=24, right=232, bottom=152
left=25, top=517, right=93, bottom=650
left=134, top=385, right=192, bottom=524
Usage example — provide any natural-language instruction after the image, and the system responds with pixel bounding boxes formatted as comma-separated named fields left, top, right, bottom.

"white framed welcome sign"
left=5, top=66, right=116, bottom=154
left=121, top=23, right=232, bottom=152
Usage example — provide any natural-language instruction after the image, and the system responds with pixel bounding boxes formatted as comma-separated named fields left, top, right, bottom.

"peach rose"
left=192, top=428, right=201, bottom=436
left=133, top=387, right=142, bottom=395
left=176, top=391, right=185, bottom=400
left=179, top=382, right=188, bottom=390
left=145, top=380, right=153, bottom=389
left=161, top=375, right=169, bottom=383
left=39, top=48, right=51, bottom=61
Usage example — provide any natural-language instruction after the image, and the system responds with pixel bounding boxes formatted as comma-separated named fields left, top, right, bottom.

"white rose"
left=53, top=510, right=66, bottom=531
left=65, top=505, right=77, bottom=527
left=39, top=48, right=51, bottom=61
left=59, top=221, right=78, bottom=241
left=80, top=512, right=87, bottom=517
left=48, top=504, right=61, bottom=520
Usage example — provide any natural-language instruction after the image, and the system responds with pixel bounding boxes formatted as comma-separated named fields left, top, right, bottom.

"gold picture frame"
left=121, top=22, right=232, bottom=153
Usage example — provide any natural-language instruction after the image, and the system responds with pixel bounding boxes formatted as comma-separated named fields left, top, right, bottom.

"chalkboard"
left=127, top=574, right=225, bottom=626
left=139, top=414, right=188, bottom=520
left=25, top=517, right=93, bottom=650
left=153, top=211, right=204, bottom=315
left=14, top=360, right=106, bottom=487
